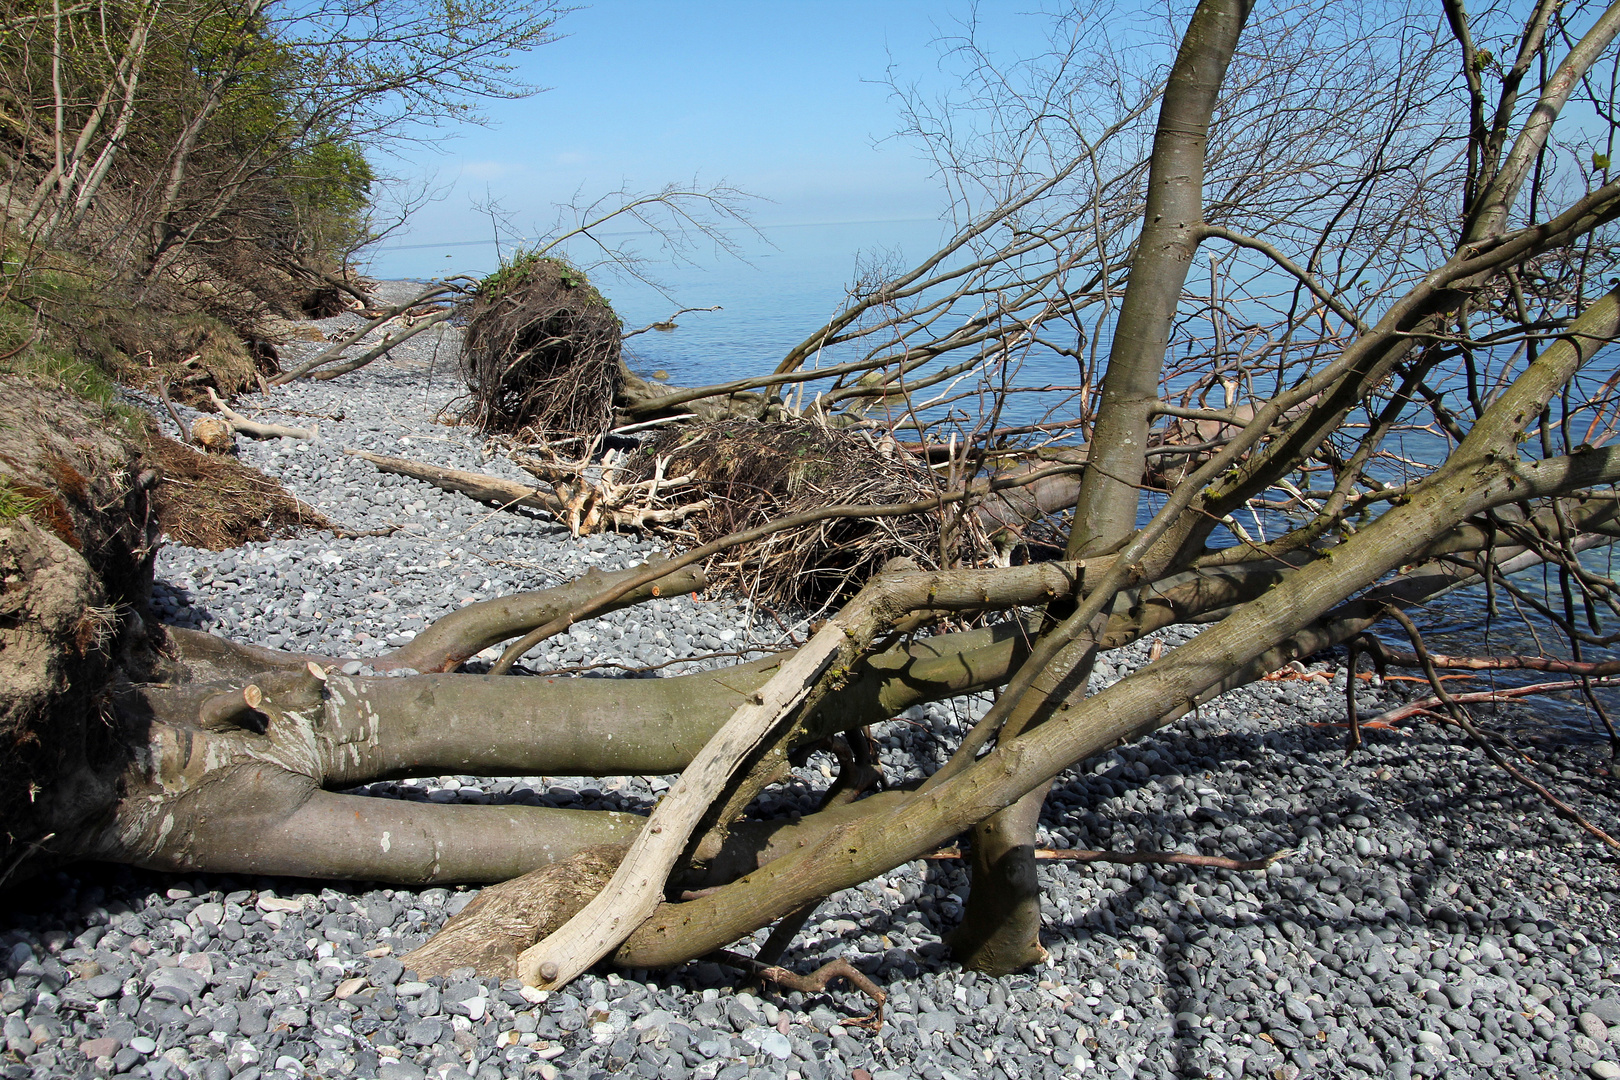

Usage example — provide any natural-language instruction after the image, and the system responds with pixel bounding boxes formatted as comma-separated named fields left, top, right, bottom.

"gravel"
left=5, top=284, right=1619, bottom=1080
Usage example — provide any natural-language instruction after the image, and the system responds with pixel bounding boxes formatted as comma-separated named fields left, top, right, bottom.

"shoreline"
left=2, top=292, right=1618, bottom=1080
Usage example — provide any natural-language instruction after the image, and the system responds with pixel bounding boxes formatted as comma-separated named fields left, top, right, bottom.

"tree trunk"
left=951, top=0, right=1254, bottom=974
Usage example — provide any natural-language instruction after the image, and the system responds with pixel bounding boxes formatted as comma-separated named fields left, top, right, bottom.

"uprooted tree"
left=10, top=0, right=1620, bottom=995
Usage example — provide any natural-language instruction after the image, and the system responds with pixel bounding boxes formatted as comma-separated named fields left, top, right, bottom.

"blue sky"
left=364, top=1, right=1055, bottom=280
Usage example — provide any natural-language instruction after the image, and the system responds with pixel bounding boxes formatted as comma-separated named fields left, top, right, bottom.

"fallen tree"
left=7, top=0, right=1620, bottom=1000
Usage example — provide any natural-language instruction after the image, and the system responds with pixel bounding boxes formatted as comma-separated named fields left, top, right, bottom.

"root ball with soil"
left=630, top=418, right=995, bottom=608
left=456, top=255, right=623, bottom=442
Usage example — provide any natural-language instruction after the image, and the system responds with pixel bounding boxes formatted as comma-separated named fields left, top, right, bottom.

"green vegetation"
left=0, top=0, right=566, bottom=331
left=479, top=253, right=618, bottom=321
left=0, top=261, right=121, bottom=408
left=0, top=247, right=234, bottom=440
left=0, top=479, right=44, bottom=523
left=0, top=0, right=569, bottom=466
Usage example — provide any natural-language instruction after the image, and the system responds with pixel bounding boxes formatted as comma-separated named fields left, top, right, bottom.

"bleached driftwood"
left=205, top=388, right=319, bottom=441
left=347, top=450, right=710, bottom=533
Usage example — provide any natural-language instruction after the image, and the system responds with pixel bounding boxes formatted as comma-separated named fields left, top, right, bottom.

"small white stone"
left=257, top=896, right=304, bottom=913
left=760, top=1031, right=792, bottom=1060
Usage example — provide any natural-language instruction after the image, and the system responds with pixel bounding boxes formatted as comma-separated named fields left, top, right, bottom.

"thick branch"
left=384, top=559, right=706, bottom=673
left=514, top=560, right=1099, bottom=987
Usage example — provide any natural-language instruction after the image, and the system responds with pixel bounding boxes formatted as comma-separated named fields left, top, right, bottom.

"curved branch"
left=1197, top=223, right=1368, bottom=333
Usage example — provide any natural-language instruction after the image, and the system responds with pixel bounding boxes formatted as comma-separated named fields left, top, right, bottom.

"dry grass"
left=146, top=436, right=331, bottom=550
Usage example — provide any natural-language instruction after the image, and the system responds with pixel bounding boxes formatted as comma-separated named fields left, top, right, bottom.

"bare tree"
left=8, top=0, right=1620, bottom=997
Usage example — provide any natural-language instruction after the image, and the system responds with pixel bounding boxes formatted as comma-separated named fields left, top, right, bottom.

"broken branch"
left=205, top=388, right=318, bottom=440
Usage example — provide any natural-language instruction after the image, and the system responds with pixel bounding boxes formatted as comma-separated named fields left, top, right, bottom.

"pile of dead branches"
left=625, top=418, right=997, bottom=609
left=146, top=434, right=331, bottom=549
left=455, top=256, right=622, bottom=441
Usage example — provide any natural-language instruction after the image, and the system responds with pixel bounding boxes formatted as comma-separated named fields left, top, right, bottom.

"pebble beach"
left=3, top=284, right=1619, bottom=1080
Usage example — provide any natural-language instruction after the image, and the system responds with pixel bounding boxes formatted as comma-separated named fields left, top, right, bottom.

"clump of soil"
left=0, top=376, right=160, bottom=607
left=0, top=376, right=157, bottom=871
left=300, top=286, right=350, bottom=319
left=455, top=256, right=623, bottom=441
left=145, top=435, right=332, bottom=550
left=631, top=418, right=994, bottom=609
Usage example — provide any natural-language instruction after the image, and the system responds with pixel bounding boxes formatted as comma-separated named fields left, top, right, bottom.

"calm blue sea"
left=371, top=218, right=1093, bottom=428
left=373, top=223, right=1620, bottom=744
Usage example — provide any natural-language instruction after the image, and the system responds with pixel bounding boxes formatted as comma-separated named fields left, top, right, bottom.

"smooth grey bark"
left=1066, top=0, right=1254, bottom=558
left=954, top=0, right=1254, bottom=975
left=87, top=618, right=1032, bottom=885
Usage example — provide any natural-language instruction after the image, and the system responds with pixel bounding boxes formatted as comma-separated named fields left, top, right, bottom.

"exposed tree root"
left=510, top=442, right=709, bottom=537
left=455, top=256, right=622, bottom=439
left=630, top=417, right=995, bottom=608
left=348, top=450, right=711, bottom=535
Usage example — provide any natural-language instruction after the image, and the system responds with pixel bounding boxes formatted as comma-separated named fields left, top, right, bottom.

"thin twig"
left=0, top=832, right=54, bottom=891
left=708, top=949, right=886, bottom=1031
left=1386, top=607, right=1620, bottom=853
left=157, top=381, right=190, bottom=444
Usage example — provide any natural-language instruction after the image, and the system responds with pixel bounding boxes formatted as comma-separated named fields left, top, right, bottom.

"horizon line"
left=374, top=216, right=942, bottom=253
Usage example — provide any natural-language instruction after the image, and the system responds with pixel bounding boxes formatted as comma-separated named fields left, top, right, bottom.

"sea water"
left=379, top=222, right=1620, bottom=743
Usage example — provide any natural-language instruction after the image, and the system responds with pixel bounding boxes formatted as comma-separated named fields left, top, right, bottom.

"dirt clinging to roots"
left=0, top=377, right=158, bottom=872
left=632, top=418, right=994, bottom=609
left=455, top=257, right=623, bottom=442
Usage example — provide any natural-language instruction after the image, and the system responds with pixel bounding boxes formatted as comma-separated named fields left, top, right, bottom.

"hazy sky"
left=366, top=1, right=1055, bottom=278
